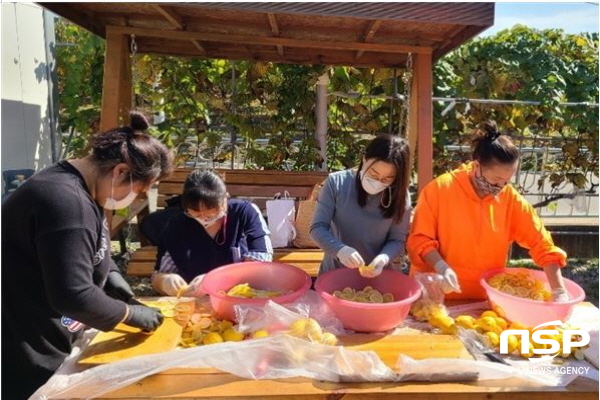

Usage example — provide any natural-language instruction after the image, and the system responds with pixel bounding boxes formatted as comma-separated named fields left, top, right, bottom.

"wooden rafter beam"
left=355, top=20, right=381, bottom=60
left=190, top=40, right=206, bottom=55
left=107, top=25, right=432, bottom=55
left=153, top=5, right=184, bottom=29
left=267, top=13, right=284, bottom=56
left=153, top=5, right=205, bottom=56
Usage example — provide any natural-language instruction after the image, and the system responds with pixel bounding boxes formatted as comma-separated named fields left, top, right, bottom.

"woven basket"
left=292, top=182, right=324, bottom=248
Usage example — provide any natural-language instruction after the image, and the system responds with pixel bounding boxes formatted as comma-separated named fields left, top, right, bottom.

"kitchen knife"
left=457, top=327, right=510, bottom=366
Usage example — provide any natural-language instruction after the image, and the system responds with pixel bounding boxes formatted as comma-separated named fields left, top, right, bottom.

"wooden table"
left=89, top=373, right=599, bottom=400
left=59, top=302, right=600, bottom=399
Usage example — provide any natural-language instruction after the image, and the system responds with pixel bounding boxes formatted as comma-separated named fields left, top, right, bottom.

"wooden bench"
left=156, top=168, right=329, bottom=212
left=126, top=168, right=329, bottom=277
left=128, top=246, right=324, bottom=277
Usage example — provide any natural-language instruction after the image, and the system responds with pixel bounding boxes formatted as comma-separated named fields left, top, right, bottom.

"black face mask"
left=473, top=166, right=503, bottom=197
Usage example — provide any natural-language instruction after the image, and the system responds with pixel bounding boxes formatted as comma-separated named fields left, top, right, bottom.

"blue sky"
left=482, top=2, right=599, bottom=36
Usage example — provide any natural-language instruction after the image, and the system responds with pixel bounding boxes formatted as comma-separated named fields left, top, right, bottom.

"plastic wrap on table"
left=31, top=334, right=397, bottom=399
left=31, top=295, right=598, bottom=399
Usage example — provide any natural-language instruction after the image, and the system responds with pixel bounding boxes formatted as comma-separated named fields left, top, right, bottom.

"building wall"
left=1, top=3, right=58, bottom=190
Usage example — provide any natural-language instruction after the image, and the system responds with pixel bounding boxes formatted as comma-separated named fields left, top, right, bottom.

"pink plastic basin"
left=200, top=261, right=311, bottom=321
left=480, top=268, right=585, bottom=327
left=314, top=268, right=422, bottom=332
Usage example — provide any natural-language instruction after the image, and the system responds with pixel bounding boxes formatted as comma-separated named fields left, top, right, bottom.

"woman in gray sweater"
left=310, top=134, right=411, bottom=277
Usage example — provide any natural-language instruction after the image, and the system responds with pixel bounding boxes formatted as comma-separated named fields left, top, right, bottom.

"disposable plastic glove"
left=359, top=254, right=390, bottom=278
left=336, top=246, right=365, bottom=269
left=182, top=274, right=207, bottom=297
left=153, top=273, right=188, bottom=296
left=124, top=305, right=164, bottom=332
left=434, top=260, right=461, bottom=293
left=551, top=287, right=570, bottom=303
left=104, top=271, right=135, bottom=302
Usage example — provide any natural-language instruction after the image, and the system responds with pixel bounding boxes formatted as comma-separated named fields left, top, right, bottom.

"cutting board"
left=78, top=312, right=184, bottom=365
left=338, top=333, right=473, bottom=370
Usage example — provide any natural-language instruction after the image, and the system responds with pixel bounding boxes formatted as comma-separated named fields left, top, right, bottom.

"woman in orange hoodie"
left=407, top=120, right=569, bottom=301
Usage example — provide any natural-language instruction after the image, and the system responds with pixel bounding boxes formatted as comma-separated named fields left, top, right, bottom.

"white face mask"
left=104, top=174, right=137, bottom=210
left=359, top=170, right=388, bottom=195
left=195, top=211, right=226, bottom=228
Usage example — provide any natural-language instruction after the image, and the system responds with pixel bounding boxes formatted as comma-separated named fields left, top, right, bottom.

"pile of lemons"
left=286, top=317, right=338, bottom=345
left=332, top=286, right=394, bottom=303
left=410, top=298, right=447, bottom=323
left=487, top=270, right=552, bottom=301
left=416, top=304, right=587, bottom=361
left=180, top=315, right=337, bottom=348
left=224, top=283, right=283, bottom=298
left=180, top=313, right=269, bottom=348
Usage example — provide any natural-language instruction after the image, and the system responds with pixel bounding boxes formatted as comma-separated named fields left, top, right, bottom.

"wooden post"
left=100, top=30, right=133, bottom=237
left=100, top=31, right=132, bottom=132
left=315, top=73, right=329, bottom=171
left=409, top=52, right=433, bottom=194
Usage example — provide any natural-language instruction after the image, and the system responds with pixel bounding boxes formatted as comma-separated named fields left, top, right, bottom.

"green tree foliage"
left=55, top=20, right=105, bottom=157
left=432, top=26, right=598, bottom=192
left=55, top=22, right=598, bottom=193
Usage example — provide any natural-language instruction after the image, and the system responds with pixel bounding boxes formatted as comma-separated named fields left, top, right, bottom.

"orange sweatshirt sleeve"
left=407, top=184, right=439, bottom=268
left=509, top=190, right=567, bottom=268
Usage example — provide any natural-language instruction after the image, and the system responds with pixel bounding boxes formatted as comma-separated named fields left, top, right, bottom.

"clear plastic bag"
left=409, top=273, right=449, bottom=322
left=235, top=291, right=345, bottom=336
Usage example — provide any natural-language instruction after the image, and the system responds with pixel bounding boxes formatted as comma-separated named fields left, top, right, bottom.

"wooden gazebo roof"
left=41, top=2, right=494, bottom=67
left=39, top=2, right=494, bottom=190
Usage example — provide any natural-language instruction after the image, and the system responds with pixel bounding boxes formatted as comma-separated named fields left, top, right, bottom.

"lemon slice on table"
left=140, top=299, right=176, bottom=318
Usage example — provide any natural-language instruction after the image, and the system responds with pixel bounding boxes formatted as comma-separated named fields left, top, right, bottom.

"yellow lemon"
left=492, top=305, right=506, bottom=318
left=203, top=332, right=224, bottom=345
left=519, top=339, right=534, bottom=358
left=252, top=330, right=270, bottom=339
left=441, top=324, right=457, bottom=335
left=481, top=310, right=498, bottom=319
left=478, top=316, right=497, bottom=332
left=321, top=332, right=338, bottom=346
left=494, top=317, right=508, bottom=330
left=429, top=314, right=455, bottom=331
left=289, top=318, right=309, bottom=337
left=483, top=331, right=500, bottom=348
left=455, top=315, right=477, bottom=330
left=358, top=265, right=374, bottom=276
left=304, top=318, right=324, bottom=342
left=222, top=328, right=244, bottom=342
left=219, top=320, right=234, bottom=331
left=506, top=334, right=520, bottom=354
left=508, top=321, right=528, bottom=330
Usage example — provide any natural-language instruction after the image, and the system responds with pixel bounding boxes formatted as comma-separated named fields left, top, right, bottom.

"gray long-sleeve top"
left=309, top=169, right=411, bottom=274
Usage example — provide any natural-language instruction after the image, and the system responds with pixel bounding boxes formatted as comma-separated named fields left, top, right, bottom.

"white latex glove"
left=336, top=246, right=365, bottom=269
left=551, top=287, right=570, bottom=303
left=359, top=254, right=390, bottom=278
left=434, top=260, right=461, bottom=293
left=153, top=273, right=187, bottom=296
left=184, top=274, right=207, bottom=297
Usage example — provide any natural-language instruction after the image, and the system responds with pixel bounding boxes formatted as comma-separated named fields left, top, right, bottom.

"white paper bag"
left=266, top=192, right=296, bottom=248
